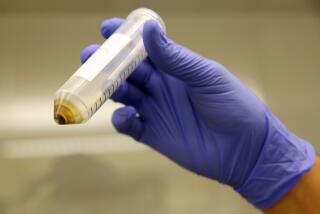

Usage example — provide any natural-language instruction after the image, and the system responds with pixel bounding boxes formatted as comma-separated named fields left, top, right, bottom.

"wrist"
left=235, top=110, right=316, bottom=209
left=265, top=157, right=320, bottom=214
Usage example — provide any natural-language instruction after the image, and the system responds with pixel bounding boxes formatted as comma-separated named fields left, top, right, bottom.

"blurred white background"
left=0, top=0, right=319, bottom=213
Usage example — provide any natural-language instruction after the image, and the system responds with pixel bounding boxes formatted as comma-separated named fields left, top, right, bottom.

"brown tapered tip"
left=54, top=99, right=84, bottom=125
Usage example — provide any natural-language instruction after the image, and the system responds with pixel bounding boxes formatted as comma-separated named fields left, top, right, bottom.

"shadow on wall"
left=5, top=155, right=165, bottom=214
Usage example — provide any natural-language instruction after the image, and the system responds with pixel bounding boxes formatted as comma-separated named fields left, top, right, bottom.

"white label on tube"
left=73, top=33, right=131, bottom=81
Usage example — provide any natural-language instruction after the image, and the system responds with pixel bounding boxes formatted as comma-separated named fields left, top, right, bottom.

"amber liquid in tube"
left=54, top=8, right=166, bottom=124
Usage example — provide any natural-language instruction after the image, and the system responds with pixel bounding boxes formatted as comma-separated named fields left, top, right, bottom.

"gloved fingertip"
left=80, top=44, right=100, bottom=64
left=100, top=18, right=124, bottom=38
left=112, top=106, right=137, bottom=133
left=143, top=20, right=182, bottom=74
left=143, top=20, right=162, bottom=35
left=110, top=82, right=128, bottom=102
left=143, top=20, right=168, bottom=55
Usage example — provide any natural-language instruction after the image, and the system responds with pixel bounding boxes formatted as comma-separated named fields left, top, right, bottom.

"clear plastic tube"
left=54, top=8, right=166, bottom=125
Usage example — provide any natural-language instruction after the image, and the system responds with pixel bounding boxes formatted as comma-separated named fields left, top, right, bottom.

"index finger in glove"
left=100, top=18, right=125, bottom=39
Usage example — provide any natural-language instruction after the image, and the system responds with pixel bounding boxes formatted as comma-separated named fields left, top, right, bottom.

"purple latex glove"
left=80, top=18, right=316, bottom=209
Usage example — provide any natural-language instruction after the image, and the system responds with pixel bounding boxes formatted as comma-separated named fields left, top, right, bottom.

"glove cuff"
left=235, top=111, right=316, bottom=209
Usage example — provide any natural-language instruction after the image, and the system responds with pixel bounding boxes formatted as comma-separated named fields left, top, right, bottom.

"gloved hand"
left=80, top=18, right=316, bottom=209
